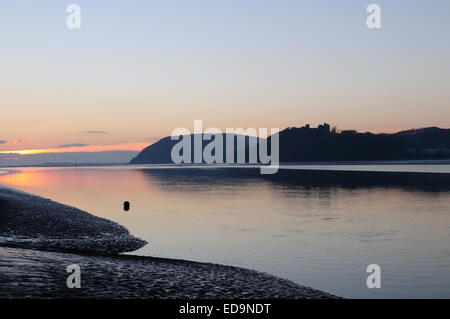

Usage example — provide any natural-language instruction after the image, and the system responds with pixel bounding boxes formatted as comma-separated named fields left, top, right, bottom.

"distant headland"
left=130, top=124, right=450, bottom=164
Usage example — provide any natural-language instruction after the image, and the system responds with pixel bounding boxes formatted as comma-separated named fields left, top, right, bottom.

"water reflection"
left=0, top=166, right=449, bottom=298
left=140, top=167, right=450, bottom=192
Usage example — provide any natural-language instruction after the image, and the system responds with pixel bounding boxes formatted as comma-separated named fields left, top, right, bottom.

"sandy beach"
left=0, top=185, right=337, bottom=299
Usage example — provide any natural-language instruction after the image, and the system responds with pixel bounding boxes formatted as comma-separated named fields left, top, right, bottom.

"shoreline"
left=0, top=186, right=147, bottom=255
left=2, top=159, right=450, bottom=169
left=0, top=186, right=338, bottom=299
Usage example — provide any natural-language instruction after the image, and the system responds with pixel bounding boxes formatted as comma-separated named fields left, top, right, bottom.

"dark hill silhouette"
left=130, top=133, right=259, bottom=164
left=272, top=125, right=450, bottom=162
left=130, top=124, right=450, bottom=164
left=130, top=136, right=175, bottom=164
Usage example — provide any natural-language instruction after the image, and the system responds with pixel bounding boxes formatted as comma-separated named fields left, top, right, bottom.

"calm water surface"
left=1, top=165, right=449, bottom=298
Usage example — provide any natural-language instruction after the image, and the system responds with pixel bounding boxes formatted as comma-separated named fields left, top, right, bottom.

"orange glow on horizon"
left=0, top=142, right=151, bottom=155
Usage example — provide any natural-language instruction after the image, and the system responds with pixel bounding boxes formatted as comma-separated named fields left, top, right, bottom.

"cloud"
left=0, top=139, right=30, bottom=145
left=57, top=143, right=90, bottom=148
left=81, top=130, right=108, bottom=134
left=0, top=142, right=148, bottom=155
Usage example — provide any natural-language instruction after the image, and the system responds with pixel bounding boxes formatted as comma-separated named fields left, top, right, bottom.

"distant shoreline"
left=1, top=158, right=450, bottom=169
left=1, top=160, right=449, bottom=174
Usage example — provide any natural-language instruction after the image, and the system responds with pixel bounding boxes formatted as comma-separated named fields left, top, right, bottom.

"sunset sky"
left=1, top=0, right=449, bottom=165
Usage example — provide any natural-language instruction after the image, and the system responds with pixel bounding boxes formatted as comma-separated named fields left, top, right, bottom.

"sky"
left=1, top=0, right=449, bottom=165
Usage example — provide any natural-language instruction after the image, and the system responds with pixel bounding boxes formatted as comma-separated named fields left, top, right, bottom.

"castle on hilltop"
left=298, top=123, right=331, bottom=134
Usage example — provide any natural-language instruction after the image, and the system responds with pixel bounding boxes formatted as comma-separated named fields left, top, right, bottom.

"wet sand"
left=0, top=186, right=146, bottom=254
left=0, top=246, right=336, bottom=298
left=0, top=186, right=338, bottom=299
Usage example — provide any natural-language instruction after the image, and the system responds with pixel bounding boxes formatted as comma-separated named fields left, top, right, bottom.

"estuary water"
left=0, top=164, right=449, bottom=298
